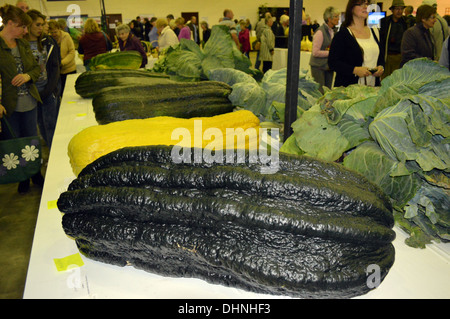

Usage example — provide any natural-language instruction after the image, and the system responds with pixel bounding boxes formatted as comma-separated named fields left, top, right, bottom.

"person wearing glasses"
left=328, top=0, right=384, bottom=87
left=400, top=4, right=437, bottom=66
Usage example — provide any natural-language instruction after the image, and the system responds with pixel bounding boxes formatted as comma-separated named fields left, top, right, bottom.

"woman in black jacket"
left=26, top=9, right=61, bottom=149
left=328, top=0, right=384, bottom=87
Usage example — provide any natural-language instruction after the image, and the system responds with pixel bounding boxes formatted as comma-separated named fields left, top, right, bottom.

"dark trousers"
left=60, top=70, right=76, bottom=98
left=262, top=61, right=272, bottom=73
left=1, top=108, right=38, bottom=140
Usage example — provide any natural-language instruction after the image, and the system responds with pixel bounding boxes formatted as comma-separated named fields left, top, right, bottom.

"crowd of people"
left=1, top=0, right=449, bottom=194
left=0, top=2, right=64, bottom=193
left=310, top=0, right=449, bottom=91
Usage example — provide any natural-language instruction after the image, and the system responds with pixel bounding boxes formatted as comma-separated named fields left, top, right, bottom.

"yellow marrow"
left=68, top=110, right=261, bottom=175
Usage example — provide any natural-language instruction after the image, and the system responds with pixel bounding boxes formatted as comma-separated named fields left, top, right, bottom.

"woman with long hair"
left=78, top=18, right=112, bottom=70
left=25, top=9, right=61, bottom=149
left=0, top=4, right=44, bottom=193
left=328, top=0, right=385, bottom=87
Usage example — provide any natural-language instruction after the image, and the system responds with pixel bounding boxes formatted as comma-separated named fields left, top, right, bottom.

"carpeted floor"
left=0, top=142, right=49, bottom=299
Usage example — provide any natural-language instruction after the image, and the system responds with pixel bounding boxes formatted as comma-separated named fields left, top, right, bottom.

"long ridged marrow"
left=91, top=81, right=234, bottom=124
left=58, top=145, right=396, bottom=298
left=75, top=69, right=171, bottom=98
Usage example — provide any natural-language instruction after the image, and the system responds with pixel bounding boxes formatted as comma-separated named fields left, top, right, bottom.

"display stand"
left=23, top=74, right=450, bottom=299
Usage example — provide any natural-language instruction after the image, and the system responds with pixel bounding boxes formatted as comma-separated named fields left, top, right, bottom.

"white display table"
left=23, top=74, right=450, bottom=299
left=272, top=49, right=311, bottom=75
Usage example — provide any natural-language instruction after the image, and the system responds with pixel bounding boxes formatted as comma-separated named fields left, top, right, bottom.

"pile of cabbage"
left=151, top=25, right=262, bottom=81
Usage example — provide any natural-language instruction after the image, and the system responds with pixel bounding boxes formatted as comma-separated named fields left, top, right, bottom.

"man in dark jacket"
left=380, top=0, right=408, bottom=78
left=187, top=16, right=200, bottom=45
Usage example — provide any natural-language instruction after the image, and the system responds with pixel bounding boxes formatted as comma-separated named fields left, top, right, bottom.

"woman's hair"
left=0, top=4, right=31, bottom=26
left=115, top=23, right=130, bottom=35
left=27, top=9, right=46, bottom=22
left=26, top=9, right=46, bottom=51
left=84, top=18, right=101, bottom=33
left=200, top=20, right=208, bottom=28
left=175, top=17, right=185, bottom=25
left=47, top=19, right=60, bottom=30
left=323, top=6, right=340, bottom=24
left=155, top=18, right=168, bottom=29
left=342, top=0, right=367, bottom=28
left=416, top=4, right=436, bottom=24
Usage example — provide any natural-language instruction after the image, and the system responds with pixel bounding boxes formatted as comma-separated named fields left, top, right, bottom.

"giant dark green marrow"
left=57, top=145, right=396, bottom=298
left=90, top=50, right=142, bottom=70
left=91, top=81, right=235, bottom=124
left=75, top=69, right=171, bottom=98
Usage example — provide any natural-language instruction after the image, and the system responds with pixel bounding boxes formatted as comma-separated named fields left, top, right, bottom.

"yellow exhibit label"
left=47, top=200, right=58, bottom=209
left=54, top=253, right=84, bottom=271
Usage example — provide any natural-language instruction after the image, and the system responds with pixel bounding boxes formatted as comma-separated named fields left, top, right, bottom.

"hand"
left=372, top=65, right=384, bottom=77
left=11, top=73, right=31, bottom=87
left=353, top=66, right=371, bottom=78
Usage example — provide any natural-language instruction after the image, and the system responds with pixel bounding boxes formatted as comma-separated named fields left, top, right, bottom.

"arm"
left=268, top=30, right=275, bottom=52
left=40, top=41, right=61, bottom=99
left=231, top=32, right=240, bottom=49
left=401, top=29, right=422, bottom=63
left=77, top=37, right=84, bottom=54
left=311, top=30, right=329, bottom=58
left=61, top=35, right=75, bottom=68
left=134, top=37, right=148, bottom=67
left=439, top=37, right=449, bottom=69
left=328, top=31, right=370, bottom=78
left=11, top=40, right=41, bottom=86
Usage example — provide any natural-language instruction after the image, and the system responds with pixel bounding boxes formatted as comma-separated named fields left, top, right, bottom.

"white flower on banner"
left=21, top=145, right=40, bottom=161
left=2, top=153, right=19, bottom=170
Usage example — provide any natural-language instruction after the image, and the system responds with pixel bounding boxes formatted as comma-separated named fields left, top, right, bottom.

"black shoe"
left=31, top=172, right=44, bottom=187
left=18, top=179, right=30, bottom=194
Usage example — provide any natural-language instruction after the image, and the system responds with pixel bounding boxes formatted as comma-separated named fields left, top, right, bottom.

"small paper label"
left=54, top=253, right=85, bottom=272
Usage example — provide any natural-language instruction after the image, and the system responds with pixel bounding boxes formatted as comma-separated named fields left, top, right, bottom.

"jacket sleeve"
left=328, top=30, right=357, bottom=77
left=132, top=37, right=148, bottom=67
left=77, top=38, right=84, bottom=54
left=22, top=41, right=41, bottom=82
left=61, top=35, right=75, bottom=67
left=40, top=40, right=61, bottom=99
left=401, top=29, right=421, bottom=63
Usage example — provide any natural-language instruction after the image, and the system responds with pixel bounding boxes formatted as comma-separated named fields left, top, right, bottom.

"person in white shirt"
left=155, top=17, right=179, bottom=51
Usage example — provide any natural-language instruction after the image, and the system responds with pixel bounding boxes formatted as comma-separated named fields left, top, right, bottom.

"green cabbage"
left=152, top=25, right=256, bottom=81
left=281, top=58, right=450, bottom=248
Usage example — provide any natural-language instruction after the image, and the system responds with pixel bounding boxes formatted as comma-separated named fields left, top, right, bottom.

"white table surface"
left=272, top=49, right=311, bottom=75
left=23, top=73, right=450, bottom=299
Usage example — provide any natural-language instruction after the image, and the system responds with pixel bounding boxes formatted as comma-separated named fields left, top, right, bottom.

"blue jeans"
left=1, top=107, right=38, bottom=140
left=37, top=93, right=59, bottom=148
